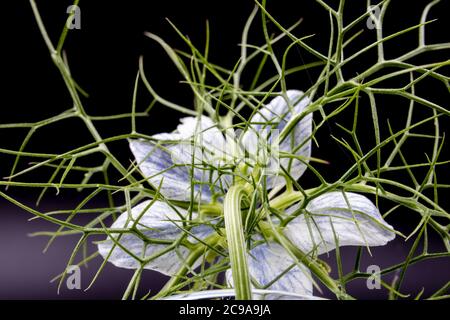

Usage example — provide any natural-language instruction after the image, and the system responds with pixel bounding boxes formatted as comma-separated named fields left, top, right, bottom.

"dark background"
left=0, top=0, right=449, bottom=299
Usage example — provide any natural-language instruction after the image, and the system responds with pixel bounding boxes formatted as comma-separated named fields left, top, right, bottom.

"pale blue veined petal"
left=130, top=116, right=231, bottom=202
left=98, top=200, right=214, bottom=276
left=284, top=192, right=396, bottom=255
left=225, top=241, right=313, bottom=299
left=129, top=139, right=215, bottom=202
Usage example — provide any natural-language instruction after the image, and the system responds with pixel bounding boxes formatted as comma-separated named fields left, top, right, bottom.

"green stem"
left=29, top=0, right=135, bottom=184
left=223, top=184, right=253, bottom=300
left=269, top=190, right=303, bottom=211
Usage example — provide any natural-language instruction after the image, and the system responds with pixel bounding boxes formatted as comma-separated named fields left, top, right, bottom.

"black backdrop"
left=0, top=0, right=449, bottom=299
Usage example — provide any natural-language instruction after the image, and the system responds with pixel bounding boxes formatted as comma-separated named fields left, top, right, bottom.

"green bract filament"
left=1, top=0, right=448, bottom=300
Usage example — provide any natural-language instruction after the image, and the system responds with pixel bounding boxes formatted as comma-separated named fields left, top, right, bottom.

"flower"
left=98, top=90, right=396, bottom=299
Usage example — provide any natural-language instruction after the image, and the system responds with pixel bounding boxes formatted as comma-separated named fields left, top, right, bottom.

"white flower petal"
left=162, top=116, right=228, bottom=163
left=130, top=139, right=217, bottom=202
left=225, top=241, right=313, bottom=298
left=250, top=242, right=313, bottom=295
left=130, top=116, right=230, bottom=202
left=98, top=200, right=214, bottom=276
left=177, top=116, right=226, bottom=154
left=242, top=90, right=312, bottom=189
left=285, top=192, right=396, bottom=255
